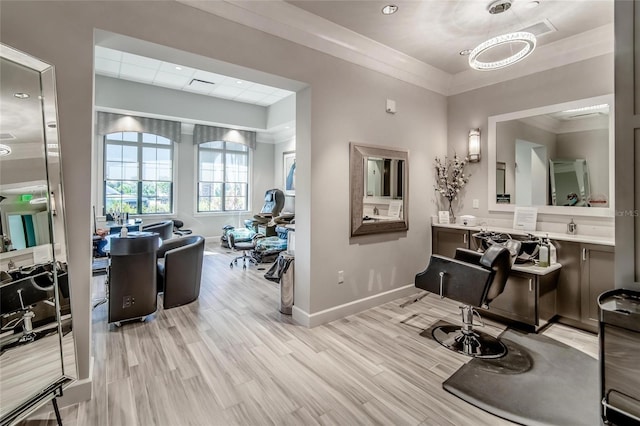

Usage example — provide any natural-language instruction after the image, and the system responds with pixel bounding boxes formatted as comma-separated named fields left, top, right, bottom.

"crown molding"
left=448, top=24, right=614, bottom=95
left=178, top=1, right=613, bottom=97
left=177, top=0, right=452, bottom=95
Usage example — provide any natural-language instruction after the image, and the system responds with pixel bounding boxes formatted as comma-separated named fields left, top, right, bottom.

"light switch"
left=473, top=199, right=479, bottom=209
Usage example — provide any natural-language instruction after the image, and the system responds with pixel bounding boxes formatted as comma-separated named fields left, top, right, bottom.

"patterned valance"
left=193, top=124, right=256, bottom=150
left=97, top=112, right=182, bottom=142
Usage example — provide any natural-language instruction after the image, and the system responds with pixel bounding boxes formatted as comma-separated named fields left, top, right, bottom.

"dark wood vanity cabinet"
left=580, top=244, right=615, bottom=328
left=432, top=227, right=470, bottom=258
left=555, top=240, right=614, bottom=332
left=482, top=268, right=560, bottom=331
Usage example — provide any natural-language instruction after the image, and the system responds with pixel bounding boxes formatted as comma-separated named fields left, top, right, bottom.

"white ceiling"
left=287, top=0, right=614, bottom=75
left=94, top=46, right=294, bottom=107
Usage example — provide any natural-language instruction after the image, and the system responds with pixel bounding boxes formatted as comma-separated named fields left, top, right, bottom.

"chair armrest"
left=157, top=238, right=187, bottom=258
left=454, top=248, right=483, bottom=266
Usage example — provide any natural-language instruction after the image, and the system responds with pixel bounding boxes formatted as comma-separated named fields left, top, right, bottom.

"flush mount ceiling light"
left=13, top=92, right=29, bottom=99
left=459, top=49, right=473, bottom=56
left=469, top=32, right=536, bottom=70
left=381, top=4, right=398, bottom=15
left=0, top=144, right=11, bottom=156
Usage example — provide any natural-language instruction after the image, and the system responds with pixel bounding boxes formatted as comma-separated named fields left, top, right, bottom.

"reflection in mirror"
left=0, top=43, right=75, bottom=424
left=488, top=95, right=614, bottom=216
left=550, top=159, right=591, bottom=206
left=350, top=143, right=408, bottom=236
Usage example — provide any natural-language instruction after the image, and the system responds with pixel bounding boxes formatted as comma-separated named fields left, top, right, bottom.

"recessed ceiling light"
left=236, top=80, right=243, bottom=84
left=524, top=1, right=540, bottom=8
left=488, top=0, right=511, bottom=14
left=175, top=66, right=183, bottom=71
left=381, top=4, right=398, bottom=15
left=0, top=144, right=12, bottom=156
left=459, top=49, right=472, bottom=56
left=14, top=93, right=29, bottom=99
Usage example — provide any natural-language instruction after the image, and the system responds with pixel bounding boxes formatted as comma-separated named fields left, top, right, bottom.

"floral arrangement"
left=434, top=153, right=470, bottom=221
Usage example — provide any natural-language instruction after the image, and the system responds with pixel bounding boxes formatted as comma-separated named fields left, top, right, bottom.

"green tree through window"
left=198, top=141, right=249, bottom=212
left=103, top=132, right=173, bottom=215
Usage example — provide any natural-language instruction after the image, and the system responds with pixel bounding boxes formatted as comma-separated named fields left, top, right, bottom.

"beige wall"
left=447, top=53, right=614, bottom=224
left=0, top=0, right=447, bottom=392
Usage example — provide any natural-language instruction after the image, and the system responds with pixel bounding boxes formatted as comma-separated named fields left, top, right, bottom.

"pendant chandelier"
left=469, top=0, right=537, bottom=71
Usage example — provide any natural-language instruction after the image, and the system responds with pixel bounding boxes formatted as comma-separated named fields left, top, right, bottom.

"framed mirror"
left=488, top=94, right=614, bottom=217
left=0, top=43, right=75, bottom=424
left=350, top=142, right=408, bottom=236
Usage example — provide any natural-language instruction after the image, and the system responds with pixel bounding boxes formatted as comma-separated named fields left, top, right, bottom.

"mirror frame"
left=488, top=94, right=614, bottom=217
left=350, top=142, right=409, bottom=236
left=1, top=43, right=74, bottom=425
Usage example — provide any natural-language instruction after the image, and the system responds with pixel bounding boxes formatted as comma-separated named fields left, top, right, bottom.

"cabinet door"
left=487, top=273, right=536, bottom=325
left=432, top=228, right=469, bottom=257
left=581, top=244, right=615, bottom=326
left=555, top=240, right=581, bottom=321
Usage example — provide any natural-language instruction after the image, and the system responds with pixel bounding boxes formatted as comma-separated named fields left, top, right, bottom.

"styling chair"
left=244, top=188, right=286, bottom=236
left=172, top=219, right=193, bottom=236
left=156, top=235, right=205, bottom=309
left=142, top=220, right=174, bottom=241
left=414, top=243, right=519, bottom=359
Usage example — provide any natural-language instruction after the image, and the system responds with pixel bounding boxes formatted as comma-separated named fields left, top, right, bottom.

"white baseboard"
left=58, top=355, right=94, bottom=407
left=292, top=284, right=417, bottom=328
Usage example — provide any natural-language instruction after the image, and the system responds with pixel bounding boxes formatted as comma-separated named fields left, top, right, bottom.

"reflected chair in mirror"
left=172, top=219, right=192, bottom=236
left=244, top=188, right=286, bottom=236
left=142, top=220, right=174, bottom=241
left=414, top=244, right=518, bottom=359
left=156, top=235, right=205, bottom=309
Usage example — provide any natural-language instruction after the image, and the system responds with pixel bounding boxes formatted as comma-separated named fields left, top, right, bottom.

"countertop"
left=432, top=222, right=615, bottom=246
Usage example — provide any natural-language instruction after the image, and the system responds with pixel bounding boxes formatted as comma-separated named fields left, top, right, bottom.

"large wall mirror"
left=350, top=142, right=408, bottom=236
left=0, top=44, right=75, bottom=424
left=488, top=94, right=614, bottom=217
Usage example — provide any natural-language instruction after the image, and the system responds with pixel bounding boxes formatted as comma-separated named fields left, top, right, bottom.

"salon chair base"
left=429, top=325, right=507, bottom=359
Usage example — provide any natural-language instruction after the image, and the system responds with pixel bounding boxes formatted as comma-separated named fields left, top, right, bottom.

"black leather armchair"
left=172, top=219, right=192, bottom=236
left=142, top=220, right=174, bottom=241
left=414, top=244, right=517, bottom=358
left=156, top=235, right=205, bottom=309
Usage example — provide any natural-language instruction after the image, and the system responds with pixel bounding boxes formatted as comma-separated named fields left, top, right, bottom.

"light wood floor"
left=22, top=243, right=598, bottom=425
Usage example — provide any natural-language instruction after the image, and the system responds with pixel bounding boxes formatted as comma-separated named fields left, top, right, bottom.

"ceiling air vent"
left=188, top=78, right=216, bottom=91
left=0, top=133, right=16, bottom=140
left=519, top=19, right=557, bottom=37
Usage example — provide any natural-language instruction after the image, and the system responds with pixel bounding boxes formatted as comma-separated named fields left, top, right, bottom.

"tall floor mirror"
left=0, top=44, right=76, bottom=425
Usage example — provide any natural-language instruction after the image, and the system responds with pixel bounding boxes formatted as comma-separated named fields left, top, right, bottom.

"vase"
left=448, top=200, right=456, bottom=223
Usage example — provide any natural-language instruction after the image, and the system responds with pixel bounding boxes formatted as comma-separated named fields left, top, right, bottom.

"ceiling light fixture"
left=459, top=49, right=472, bottom=56
left=381, top=4, right=398, bottom=15
left=13, top=92, right=29, bottom=99
left=469, top=32, right=536, bottom=71
left=524, top=1, right=540, bottom=8
left=175, top=66, right=182, bottom=70
left=0, top=144, right=11, bottom=156
left=469, top=0, right=536, bottom=71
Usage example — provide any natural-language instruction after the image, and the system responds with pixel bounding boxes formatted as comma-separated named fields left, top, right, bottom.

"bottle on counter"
left=120, top=224, right=128, bottom=237
left=538, top=237, right=550, bottom=267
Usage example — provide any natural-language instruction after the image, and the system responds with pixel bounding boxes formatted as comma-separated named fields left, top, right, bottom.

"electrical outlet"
left=123, top=296, right=132, bottom=308
left=338, top=270, right=344, bottom=284
left=473, top=199, right=479, bottom=209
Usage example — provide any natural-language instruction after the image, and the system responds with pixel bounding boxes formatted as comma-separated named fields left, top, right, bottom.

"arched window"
left=103, top=132, right=174, bottom=215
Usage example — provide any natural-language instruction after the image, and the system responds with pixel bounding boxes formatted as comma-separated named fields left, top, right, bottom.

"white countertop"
left=512, top=262, right=562, bottom=276
left=432, top=222, right=615, bottom=246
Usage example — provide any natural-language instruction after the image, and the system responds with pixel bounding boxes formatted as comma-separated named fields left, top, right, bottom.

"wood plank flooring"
left=22, top=243, right=598, bottom=425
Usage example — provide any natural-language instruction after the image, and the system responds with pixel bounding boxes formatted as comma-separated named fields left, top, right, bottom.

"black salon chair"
left=172, top=219, right=192, bottom=236
left=414, top=244, right=518, bottom=359
left=156, top=235, right=205, bottom=309
left=142, top=220, right=174, bottom=241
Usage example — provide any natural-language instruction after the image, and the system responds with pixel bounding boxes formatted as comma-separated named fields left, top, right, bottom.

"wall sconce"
left=468, top=128, right=481, bottom=162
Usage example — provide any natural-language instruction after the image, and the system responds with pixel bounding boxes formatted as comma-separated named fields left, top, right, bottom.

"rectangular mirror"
left=350, top=142, right=408, bottom=236
left=488, top=94, right=614, bottom=217
left=0, top=43, right=75, bottom=425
